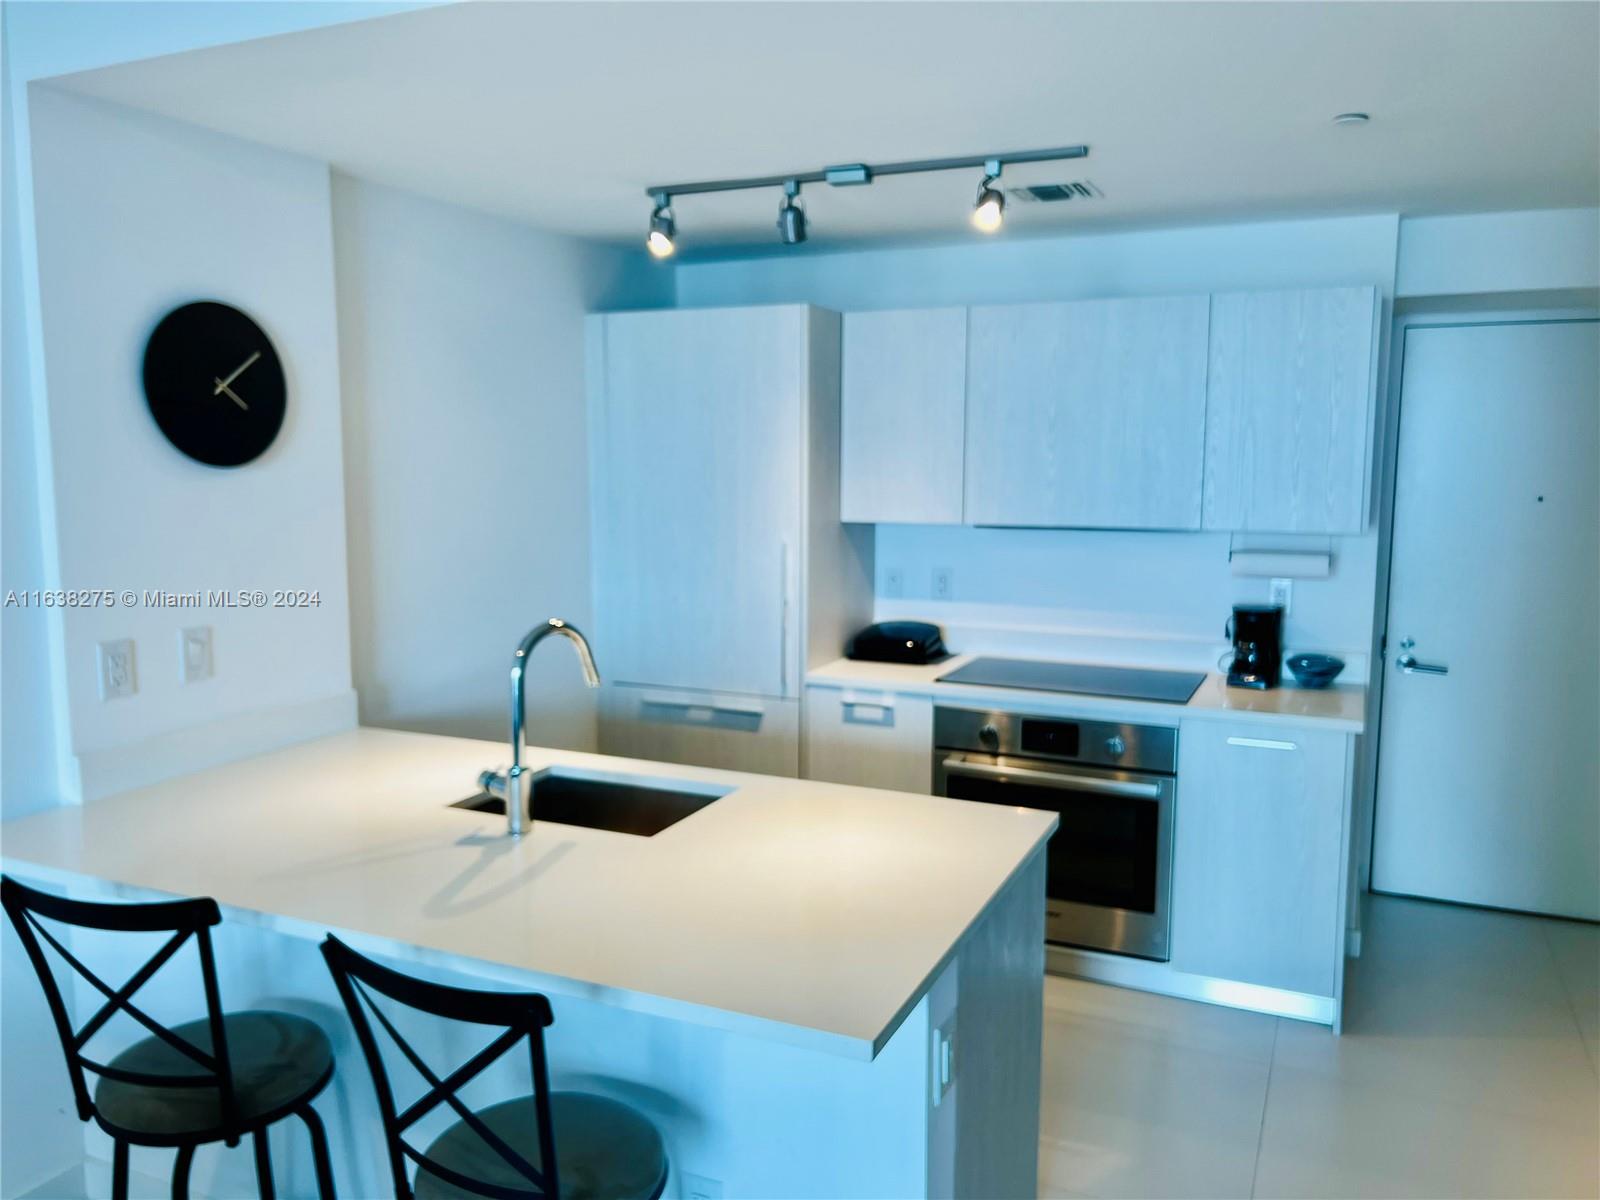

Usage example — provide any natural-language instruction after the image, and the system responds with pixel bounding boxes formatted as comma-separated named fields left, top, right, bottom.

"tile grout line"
left=1539, top=919, right=1600, bottom=1079
left=1248, top=1016, right=1281, bottom=1199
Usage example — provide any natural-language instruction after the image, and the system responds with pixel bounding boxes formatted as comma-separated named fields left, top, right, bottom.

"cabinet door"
left=1204, top=286, right=1377, bottom=533
left=840, top=309, right=967, bottom=524
left=1171, top=722, right=1349, bottom=997
left=591, top=307, right=803, bottom=698
left=964, top=296, right=1209, bottom=529
left=802, top=686, right=933, bottom=793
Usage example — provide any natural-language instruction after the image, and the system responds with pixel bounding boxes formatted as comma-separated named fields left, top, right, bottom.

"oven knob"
left=979, top=723, right=1001, bottom=750
left=1105, top=735, right=1126, bottom=758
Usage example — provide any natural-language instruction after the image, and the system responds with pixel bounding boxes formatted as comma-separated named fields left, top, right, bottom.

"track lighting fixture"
left=646, top=193, right=676, bottom=259
left=644, top=143, right=1086, bottom=253
left=777, top=181, right=807, bottom=245
left=971, top=159, right=1005, bottom=234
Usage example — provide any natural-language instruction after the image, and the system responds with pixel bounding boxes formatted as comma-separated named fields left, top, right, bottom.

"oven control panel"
left=933, top=707, right=1178, bottom=775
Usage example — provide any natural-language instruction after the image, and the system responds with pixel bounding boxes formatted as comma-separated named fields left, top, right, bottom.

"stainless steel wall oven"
left=933, top=707, right=1177, bottom=961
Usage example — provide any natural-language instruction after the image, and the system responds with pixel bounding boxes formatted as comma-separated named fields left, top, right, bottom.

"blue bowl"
left=1287, top=653, right=1345, bottom=689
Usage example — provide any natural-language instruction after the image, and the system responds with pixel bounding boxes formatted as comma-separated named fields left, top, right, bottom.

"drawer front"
left=803, top=687, right=933, bottom=794
left=599, top=684, right=799, bottom=777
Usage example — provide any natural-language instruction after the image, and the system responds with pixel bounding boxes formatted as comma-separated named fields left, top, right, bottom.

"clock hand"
left=213, top=350, right=261, bottom=395
left=213, top=379, right=250, bottom=411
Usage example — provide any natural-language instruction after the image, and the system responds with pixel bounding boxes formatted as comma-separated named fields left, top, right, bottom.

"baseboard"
left=1046, top=944, right=1338, bottom=1025
left=71, top=690, right=358, bottom=803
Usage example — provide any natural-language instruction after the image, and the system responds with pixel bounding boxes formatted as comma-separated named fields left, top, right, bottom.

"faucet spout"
left=478, top=618, right=601, bottom=837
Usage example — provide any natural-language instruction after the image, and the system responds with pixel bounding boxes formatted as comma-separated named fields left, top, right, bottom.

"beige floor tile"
left=1544, top=918, right=1600, bottom=1065
left=1275, top=965, right=1599, bottom=1136
left=1043, top=974, right=1278, bottom=1064
left=1253, top=1063, right=1600, bottom=1200
left=1038, top=1002, right=1270, bottom=1199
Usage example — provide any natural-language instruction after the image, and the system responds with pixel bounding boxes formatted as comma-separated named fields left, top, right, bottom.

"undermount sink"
left=450, top=768, right=730, bottom=837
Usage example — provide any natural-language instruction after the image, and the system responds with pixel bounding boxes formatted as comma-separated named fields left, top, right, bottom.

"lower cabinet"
left=1170, top=720, right=1351, bottom=997
left=599, top=685, right=800, bottom=777
left=802, top=686, right=933, bottom=794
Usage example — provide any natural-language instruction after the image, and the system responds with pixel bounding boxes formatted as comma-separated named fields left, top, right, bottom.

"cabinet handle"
left=1226, top=736, right=1297, bottom=751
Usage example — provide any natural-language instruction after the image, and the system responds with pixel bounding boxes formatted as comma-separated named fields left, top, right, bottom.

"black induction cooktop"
left=936, top=657, right=1207, bottom=704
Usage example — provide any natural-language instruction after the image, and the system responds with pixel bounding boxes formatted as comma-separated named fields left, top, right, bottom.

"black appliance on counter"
left=1227, top=604, right=1284, bottom=689
left=846, top=621, right=948, bottom=665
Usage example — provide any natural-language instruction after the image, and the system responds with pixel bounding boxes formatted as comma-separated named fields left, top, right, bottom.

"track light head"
left=777, top=180, right=807, bottom=246
left=972, top=164, right=1005, bottom=234
left=647, top=194, right=676, bottom=258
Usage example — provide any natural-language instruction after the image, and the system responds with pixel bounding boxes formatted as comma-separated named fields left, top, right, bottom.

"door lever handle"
left=1396, top=637, right=1448, bottom=675
left=1397, top=654, right=1449, bottom=676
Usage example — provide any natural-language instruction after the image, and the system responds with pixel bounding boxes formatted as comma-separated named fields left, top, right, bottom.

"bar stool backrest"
left=319, top=934, right=562, bottom=1200
left=0, top=875, right=241, bottom=1138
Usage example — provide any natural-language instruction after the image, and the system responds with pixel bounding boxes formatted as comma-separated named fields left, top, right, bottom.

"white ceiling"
left=50, top=1, right=1600, bottom=253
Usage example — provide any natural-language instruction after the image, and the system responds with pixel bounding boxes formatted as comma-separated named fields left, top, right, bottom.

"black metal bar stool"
left=320, top=935, right=668, bottom=1200
left=1, top=876, right=337, bottom=1200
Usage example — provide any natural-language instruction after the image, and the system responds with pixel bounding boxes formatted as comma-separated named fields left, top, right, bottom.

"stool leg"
left=252, top=1129, right=276, bottom=1200
left=111, top=1140, right=130, bottom=1200
left=172, top=1144, right=195, bottom=1200
left=298, top=1104, right=338, bottom=1200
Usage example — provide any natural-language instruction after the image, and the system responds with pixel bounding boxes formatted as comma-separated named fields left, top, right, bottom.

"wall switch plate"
left=180, top=625, right=213, bottom=683
left=97, top=639, right=137, bottom=700
left=682, top=1175, right=723, bottom=1200
left=1269, top=577, right=1293, bottom=614
left=932, top=567, right=954, bottom=601
left=883, top=567, right=904, bottom=599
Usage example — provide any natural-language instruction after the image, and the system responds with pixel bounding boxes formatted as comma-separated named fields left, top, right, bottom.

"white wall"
left=25, top=87, right=355, bottom=802
left=676, top=214, right=1401, bottom=673
left=332, top=175, right=669, bottom=748
left=1397, top=207, right=1600, bottom=298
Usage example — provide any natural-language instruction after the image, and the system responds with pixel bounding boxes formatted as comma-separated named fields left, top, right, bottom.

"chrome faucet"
left=477, top=619, right=600, bottom=837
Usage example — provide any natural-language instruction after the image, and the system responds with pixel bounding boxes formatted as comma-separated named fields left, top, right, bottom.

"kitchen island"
left=1, top=728, right=1055, bottom=1199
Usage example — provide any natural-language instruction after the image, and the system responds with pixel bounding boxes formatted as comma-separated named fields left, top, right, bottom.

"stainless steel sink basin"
left=450, top=768, right=729, bottom=837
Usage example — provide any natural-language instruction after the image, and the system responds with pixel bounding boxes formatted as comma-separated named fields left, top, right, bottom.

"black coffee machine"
left=1227, top=605, right=1284, bottom=690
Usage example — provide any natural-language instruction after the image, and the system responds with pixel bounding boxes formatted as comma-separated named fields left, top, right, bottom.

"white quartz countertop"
left=807, top=656, right=1366, bottom=733
left=0, top=728, right=1055, bottom=1060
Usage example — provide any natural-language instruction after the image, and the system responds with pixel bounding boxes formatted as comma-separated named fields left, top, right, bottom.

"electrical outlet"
left=97, top=639, right=137, bottom=700
left=1269, top=577, right=1293, bottom=614
left=932, top=567, right=954, bottom=601
left=180, top=625, right=213, bottom=683
left=682, top=1175, right=723, bottom=1200
left=932, top=1017, right=957, bottom=1106
left=884, top=567, right=905, bottom=599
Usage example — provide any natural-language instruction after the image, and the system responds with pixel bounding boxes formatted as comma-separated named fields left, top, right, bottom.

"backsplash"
left=870, top=525, right=1377, bottom=681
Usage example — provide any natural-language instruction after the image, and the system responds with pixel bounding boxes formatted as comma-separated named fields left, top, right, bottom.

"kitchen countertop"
left=0, top=728, right=1055, bottom=1060
left=807, top=655, right=1366, bottom=733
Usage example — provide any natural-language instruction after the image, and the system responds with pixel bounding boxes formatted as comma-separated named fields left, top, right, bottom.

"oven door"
left=936, top=751, right=1175, bottom=961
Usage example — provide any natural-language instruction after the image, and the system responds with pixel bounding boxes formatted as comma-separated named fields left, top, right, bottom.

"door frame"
left=1360, top=301, right=1600, bottom=918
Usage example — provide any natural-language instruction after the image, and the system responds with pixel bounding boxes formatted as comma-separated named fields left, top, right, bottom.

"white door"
left=591, top=306, right=804, bottom=698
left=1373, top=320, right=1599, bottom=919
left=964, top=296, right=1209, bottom=529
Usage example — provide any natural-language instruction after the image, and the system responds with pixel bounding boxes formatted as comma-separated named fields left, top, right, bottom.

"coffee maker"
left=1227, top=605, right=1284, bottom=690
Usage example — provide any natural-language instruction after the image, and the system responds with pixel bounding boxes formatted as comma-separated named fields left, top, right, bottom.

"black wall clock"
left=141, top=301, right=287, bottom=467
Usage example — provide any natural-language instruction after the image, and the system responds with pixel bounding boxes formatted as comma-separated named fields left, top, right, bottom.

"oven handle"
left=940, top=756, right=1163, bottom=799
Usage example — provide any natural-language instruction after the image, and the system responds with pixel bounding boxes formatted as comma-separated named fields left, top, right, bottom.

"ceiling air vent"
left=1005, top=180, right=1104, bottom=203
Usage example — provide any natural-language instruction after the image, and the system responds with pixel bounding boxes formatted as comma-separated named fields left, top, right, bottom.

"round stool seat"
left=414, top=1090, right=668, bottom=1200
left=93, top=1010, right=333, bottom=1141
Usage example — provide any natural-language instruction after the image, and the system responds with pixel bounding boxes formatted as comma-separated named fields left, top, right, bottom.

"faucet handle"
left=478, top=768, right=508, bottom=798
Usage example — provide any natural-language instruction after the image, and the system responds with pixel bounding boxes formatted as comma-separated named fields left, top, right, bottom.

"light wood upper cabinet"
left=1203, top=286, right=1379, bottom=533
left=964, top=296, right=1210, bottom=529
left=1170, top=721, right=1351, bottom=997
left=590, top=306, right=810, bottom=699
left=840, top=308, right=968, bottom=524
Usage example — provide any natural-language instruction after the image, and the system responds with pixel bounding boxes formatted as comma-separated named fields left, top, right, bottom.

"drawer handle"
left=1226, top=736, right=1297, bottom=751
left=639, top=694, right=765, bottom=718
left=841, top=700, right=893, bottom=727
